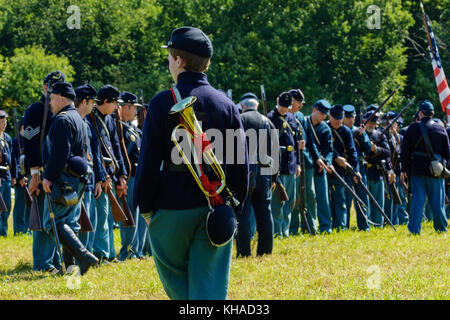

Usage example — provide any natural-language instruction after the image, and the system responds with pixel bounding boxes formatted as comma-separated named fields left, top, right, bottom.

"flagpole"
left=420, top=1, right=450, bottom=123
left=420, top=2, right=437, bottom=61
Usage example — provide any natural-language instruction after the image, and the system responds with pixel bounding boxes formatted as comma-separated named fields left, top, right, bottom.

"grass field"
left=0, top=206, right=448, bottom=300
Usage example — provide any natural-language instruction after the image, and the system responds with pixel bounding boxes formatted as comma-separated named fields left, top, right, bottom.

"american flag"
left=421, top=3, right=450, bottom=115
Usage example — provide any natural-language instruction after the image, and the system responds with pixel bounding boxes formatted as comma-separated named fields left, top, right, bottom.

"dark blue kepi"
left=206, top=204, right=237, bottom=247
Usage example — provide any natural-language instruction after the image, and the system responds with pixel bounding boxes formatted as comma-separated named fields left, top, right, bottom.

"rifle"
left=363, top=87, right=399, bottom=125
left=328, top=164, right=369, bottom=213
left=12, top=108, right=32, bottom=208
left=298, top=128, right=313, bottom=235
left=345, top=163, right=397, bottom=231
left=78, top=201, right=94, bottom=233
left=107, top=188, right=128, bottom=223
left=114, top=107, right=135, bottom=228
left=272, top=175, right=289, bottom=203
left=380, top=160, right=402, bottom=205
left=378, top=98, right=415, bottom=138
left=137, top=89, right=146, bottom=130
left=28, top=195, right=42, bottom=231
left=89, top=111, right=128, bottom=223
left=45, top=193, right=65, bottom=274
left=260, top=85, right=268, bottom=116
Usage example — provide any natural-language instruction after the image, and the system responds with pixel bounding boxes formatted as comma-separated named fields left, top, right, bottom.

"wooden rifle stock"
left=0, top=192, right=7, bottom=212
left=275, top=176, right=289, bottom=202
left=28, top=195, right=42, bottom=231
left=107, top=189, right=128, bottom=222
left=24, top=186, right=32, bottom=208
left=78, top=201, right=94, bottom=232
left=121, top=195, right=135, bottom=227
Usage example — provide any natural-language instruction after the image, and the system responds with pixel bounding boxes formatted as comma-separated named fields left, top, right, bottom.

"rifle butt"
left=28, top=195, right=42, bottom=231
left=277, top=183, right=289, bottom=202
left=0, top=193, right=7, bottom=212
left=78, top=202, right=94, bottom=232
left=121, top=196, right=135, bottom=227
left=24, top=186, right=32, bottom=208
left=107, top=189, right=128, bottom=222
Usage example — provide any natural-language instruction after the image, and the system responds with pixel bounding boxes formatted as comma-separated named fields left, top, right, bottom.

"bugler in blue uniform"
left=134, top=26, right=249, bottom=300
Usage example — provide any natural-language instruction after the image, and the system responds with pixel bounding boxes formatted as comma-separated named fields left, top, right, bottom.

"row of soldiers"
left=0, top=72, right=448, bottom=274
left=0, top=70, right=151, bottom=275
left=235, top=89, right=449, bottom=257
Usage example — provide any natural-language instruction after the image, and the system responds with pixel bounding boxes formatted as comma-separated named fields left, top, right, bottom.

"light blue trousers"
left=408, top=176, right=448, bottom=235
left=149, top=206, right=233, bottom=300
left=79, top=190, right=97, bottom=252
left=93, top=191, right=110, bottom=259
left=271, top=173, right=296, bottom=237
left=314, top=170, right=332, bottom=234
left=0, top=180, right=12, bottom=237
left=13, top=185, right=31, bottom=235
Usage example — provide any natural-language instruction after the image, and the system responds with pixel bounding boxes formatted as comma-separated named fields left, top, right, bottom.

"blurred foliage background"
left=0, top=0, right=448, bottom=133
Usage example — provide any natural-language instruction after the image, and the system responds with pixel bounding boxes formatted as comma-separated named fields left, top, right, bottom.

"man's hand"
left=357, top=125, right=366, bottom=136
left=29, top=173, right=41, bottom=196
left=102, top=176, right=113, bottom=193
left=353, top=172, right=362, bottom=184
left=42, top=178, right=52, bottom=194
left=116, top=175, right=128, bottom=198
left=401, top=172, right=407, bottom=182
left=388, top=172, right=396, bottom=185
left=295, top=165, right=301, bottom=178
left=371, top=143, right=377, bottom=153
left=19, top=177, right=28, bottom=188
left=316, top=159, right=326, bottom=173
left=298, top=140, right=306, bottom=150
left=325, top=164, right=333, bottom=174
left=94, top=182, right=102, bottom=199
left=335, top=156, right=347, bottom=168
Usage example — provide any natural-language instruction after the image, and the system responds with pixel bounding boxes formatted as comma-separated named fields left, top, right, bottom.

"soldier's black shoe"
left=56, top=223, right=99, bottom=275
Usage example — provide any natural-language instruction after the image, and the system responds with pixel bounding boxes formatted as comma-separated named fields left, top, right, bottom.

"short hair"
left=169, top=48, right=210, bottom=73
left=421, top=110, right=434, bottom=117
left=240, top=98, right=258, bottom=110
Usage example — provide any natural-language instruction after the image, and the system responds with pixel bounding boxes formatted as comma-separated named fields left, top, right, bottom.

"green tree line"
left=0, top=0, right=448, bottom=133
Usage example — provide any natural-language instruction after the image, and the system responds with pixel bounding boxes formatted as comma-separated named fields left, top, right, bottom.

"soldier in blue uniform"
left=327, top=104, right=360, bottom=231
left=236, top=92, right=276, bottom=256
left=88, top=85, right=128, bottom=263
left=400, top=100, right=449, bottom=235
left=267, top=92, right=301, bottom=238
left=289, top=89, right=321, bottom=234
left=305, top=100, right=334, bottom=234
left=0, top=110, right=15, bottom=237
left=117, top=91, right=149, bottom=260
left=343, top=104, right=373, bottom=231
left=41, top=82, right=99, bottom=275
left=74, top=84, right=104, bottom=253
left=23, top=70, right=65, bottom=273
left=364, top=110, right=395, bottom=227
left=12, top=118, right=30, bottom=235
left=134, top=26, right=249, bottom=300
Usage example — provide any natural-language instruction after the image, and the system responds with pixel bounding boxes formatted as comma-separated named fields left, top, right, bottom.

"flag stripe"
left=425, top=12, right=450, bottom=114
